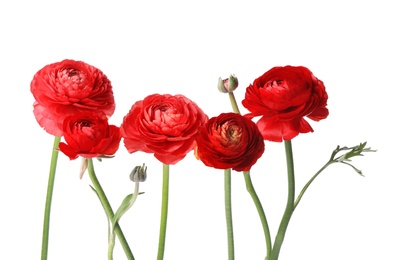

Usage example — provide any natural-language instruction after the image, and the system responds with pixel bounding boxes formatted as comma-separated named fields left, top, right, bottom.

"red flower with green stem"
left=241, top=66, right=329, bottom=259
left=121, top=93, right=208, bottom=260
left=241, top=67, right=374, bottom=260
left=30, top=59, right=134, bottom=260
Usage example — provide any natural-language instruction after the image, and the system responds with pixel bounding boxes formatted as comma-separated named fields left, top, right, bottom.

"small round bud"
left=130, top=163, right=147, bottom=182
left=218, top=74, right=239, bottom=93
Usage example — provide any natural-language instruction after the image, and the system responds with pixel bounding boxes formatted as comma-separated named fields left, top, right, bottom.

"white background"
left=1, top=1, right=392, bottom=259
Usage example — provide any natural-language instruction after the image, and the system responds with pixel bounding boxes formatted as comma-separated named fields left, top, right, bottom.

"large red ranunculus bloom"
left=58, top=111, right=121, bottom=160
left=194, top=112, right=265, bottom=172
left=120, top=94, right=208, bottom=165
left=31, top=59, right=115, bottom=136
left=242, top=66, right=329, bottom=142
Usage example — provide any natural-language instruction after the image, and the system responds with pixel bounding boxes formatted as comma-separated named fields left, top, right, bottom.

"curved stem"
left=128, top=183, right=140, bottom=211
left=224, top=169, right=235, bottom=260
left=157, top=164, right=170, bottom=260
left=228, top=92, right=240, bottom=114
left=41, top=136, right=61, bottom=260
left=270, top=140, right=295, bottom=260
left=87, top=159, right=135, bottom=260
left=293, top=161, right=332, bottom=210
left=243, top=171, right=271, bottom=259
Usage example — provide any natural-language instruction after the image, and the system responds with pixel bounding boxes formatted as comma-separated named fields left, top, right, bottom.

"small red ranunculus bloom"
left=120, top=94, right=208, bottom=165
left=31, top=59, right=115, bottom=136
left=58, top=111, right=121, bottom=160
left=194, top=112, right=265, bottom=172
left=242, top=66, right=329, bottom=142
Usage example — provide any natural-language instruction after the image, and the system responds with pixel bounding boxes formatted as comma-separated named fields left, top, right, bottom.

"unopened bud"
left=218, top=74, right=238, bottom=93
left=79, top=158, right=88, bottom=179
left=130, top=163, right=147, bottom=182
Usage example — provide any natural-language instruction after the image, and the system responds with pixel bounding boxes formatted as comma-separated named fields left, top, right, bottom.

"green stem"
left=87, top=159, right=135, bottom=260
left=41, top=136, right=61, bottom=260
left=109, top=181, right=140, bottom=258
left=228, top=92, right=240, bottom=114
left=270, top=140, right=295, bottom=260
left=224, top=169, right=235, bottom=260
left=157, top=164, right=170, bottom=260
left=129, top=183, right=140, bottom=211
left=108, top=232, right=115, bottom=260
left=293, top=161, right=332, bottom=210
left=243, top=171, right=271, bottom=259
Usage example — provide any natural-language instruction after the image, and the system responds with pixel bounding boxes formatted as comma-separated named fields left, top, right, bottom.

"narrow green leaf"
left=112, top=192, right=145, bottom=228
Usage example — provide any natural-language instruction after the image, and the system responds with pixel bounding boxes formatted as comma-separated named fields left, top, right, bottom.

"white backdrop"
left=1, top=1, right=392, bottom=259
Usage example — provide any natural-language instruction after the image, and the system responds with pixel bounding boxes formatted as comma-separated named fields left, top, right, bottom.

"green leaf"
left=112, top=192, right=145, bottom=228
left=330, top=142, right=376, bottom=175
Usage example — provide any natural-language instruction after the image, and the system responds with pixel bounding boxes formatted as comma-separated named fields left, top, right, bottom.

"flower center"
left=266, top=79, right=288, bottom=91
left=152, top=104, right=180, bottom=126
left=66, top=68, right=86, bottom=84
left=75, top=120, right=96, bottom=138
left=217, top=121, right=242, bottom=145
left=227, top=125, right=241, bottom=142
left=57, top=68, right=88, bottom=97
left=271, top=79, right=283, bottom=86
left=78, top=120, right=91, bottom=128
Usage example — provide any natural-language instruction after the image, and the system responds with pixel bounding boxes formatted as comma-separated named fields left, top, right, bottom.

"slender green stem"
left=243, top=171, right=271, bottom=259
left=128, top=183, right=140, bottom=212
left=87, top=159, right=135, bottom=260
left=229, top=90, right=269, bottom=258
left=293, top=161, right=332, bottom=210
left=41, top=136, right=61, bottom=260
left=270, top=140, right=295, bottom=260
left=224, top=169, right=235, bottom=260
left=108, top=232, right=115, bottom=260
left=157, top=164, right=170, bottom=260
left=228, top=92, right=241, bottom=114
left=109, top=181, right=140, bottom=258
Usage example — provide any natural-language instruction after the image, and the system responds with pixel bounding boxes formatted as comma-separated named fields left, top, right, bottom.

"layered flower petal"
left=31, top=59, right=115, bottom=136
left=121, top=94, right=208, bottom=164
left=242, top=66, right=328, bottom=141
left=58, top=112, right=121, bottom=160
left=195, top=113, right=265, bottom=172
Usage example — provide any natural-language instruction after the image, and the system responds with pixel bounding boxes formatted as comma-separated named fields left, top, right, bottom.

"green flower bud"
left=130, top=163, right=147, bottom=182
left=218, top=74, right=238, bottom=93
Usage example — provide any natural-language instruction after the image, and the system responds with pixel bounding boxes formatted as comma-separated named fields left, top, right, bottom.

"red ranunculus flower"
left=194, top=112, right=265, bottom=172
left=242, top=66, right=329, bottom=142
left=31, top=59, right=115, bottom=136
left=120, top=94, right=208, bottom=165
left=58, top=111, right=121, bottom=160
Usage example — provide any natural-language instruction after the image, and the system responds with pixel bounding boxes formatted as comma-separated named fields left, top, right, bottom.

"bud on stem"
left=218, top=74, right=238, bottom=93
left=130, top=163, right=147, bottom=182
